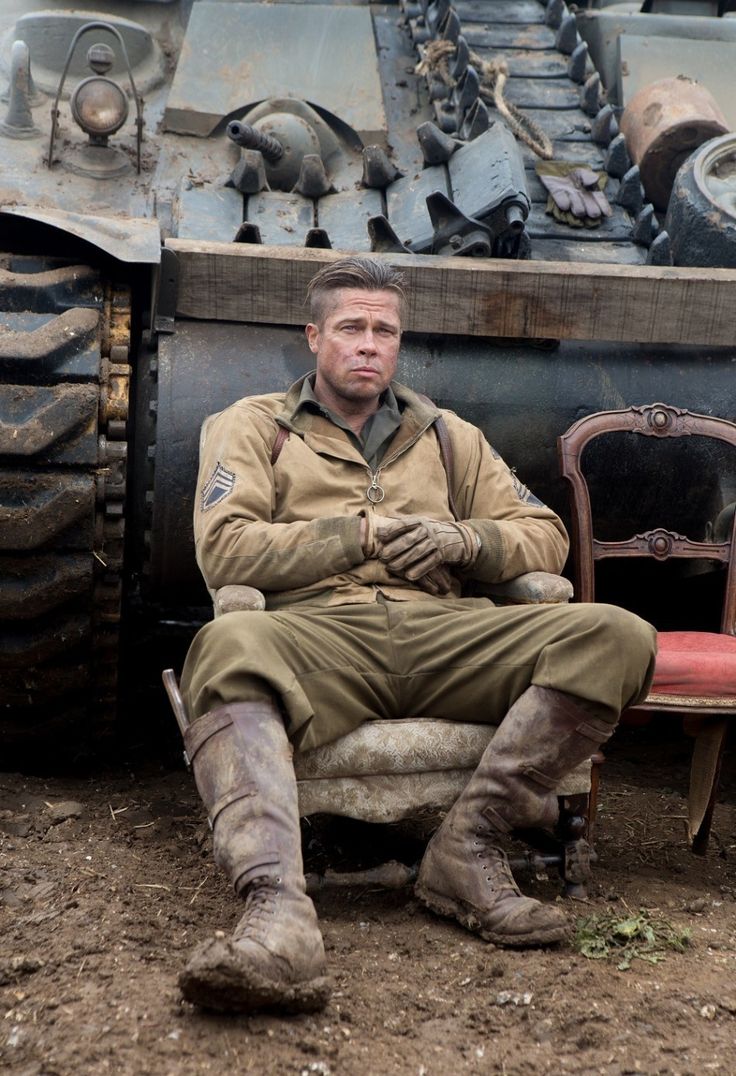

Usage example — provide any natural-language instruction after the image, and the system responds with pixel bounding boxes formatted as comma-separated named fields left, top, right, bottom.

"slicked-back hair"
left=306, top=256, right=407, bottom=327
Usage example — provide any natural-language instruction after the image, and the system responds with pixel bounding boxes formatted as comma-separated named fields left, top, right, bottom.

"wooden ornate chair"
left=558, top=402, right=736, bottom=853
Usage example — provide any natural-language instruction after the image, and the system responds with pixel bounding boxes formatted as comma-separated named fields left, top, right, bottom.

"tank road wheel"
left=0, top=260, right=130, bottom=760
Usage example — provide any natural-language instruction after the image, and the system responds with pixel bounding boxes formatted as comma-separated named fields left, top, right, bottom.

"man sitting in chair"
left=178, top=255, right=656, bottom=1014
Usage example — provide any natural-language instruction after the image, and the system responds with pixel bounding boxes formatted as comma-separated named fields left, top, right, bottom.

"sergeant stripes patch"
left=201, top=461, right=236, bottom=511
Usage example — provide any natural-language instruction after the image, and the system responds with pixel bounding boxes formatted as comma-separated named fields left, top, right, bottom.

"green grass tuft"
left=574, top=910, right=692, bottom=970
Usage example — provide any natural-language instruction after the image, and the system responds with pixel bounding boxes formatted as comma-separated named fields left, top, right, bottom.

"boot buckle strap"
left=233, top=853, right=281, bottom=894
left=184, top=707, right=234, bottom=764
left=480, top=804, right=513, bottom=833
left=520, top=765, right=558, bottom=790
left=208, top=783, right=258, bottom=830
left=576, top=719, right=612, bottom=743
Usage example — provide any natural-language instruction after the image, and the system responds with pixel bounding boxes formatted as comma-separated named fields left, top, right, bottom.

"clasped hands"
left=362, top=514, right=479, bottom=595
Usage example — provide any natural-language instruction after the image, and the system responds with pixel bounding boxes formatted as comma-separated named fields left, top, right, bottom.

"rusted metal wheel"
left=0, top=257, right=129, bottom=757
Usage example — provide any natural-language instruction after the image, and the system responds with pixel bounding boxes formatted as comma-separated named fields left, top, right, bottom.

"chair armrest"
left=213, top=584, right=266, bottom=616
left=481, top=572, right=573, bottom=605
left=212, top=574, right=571, bottom=615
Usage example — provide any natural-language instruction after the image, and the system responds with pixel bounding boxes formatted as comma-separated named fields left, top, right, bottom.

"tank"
left=1, top=0, right=735, bottom=760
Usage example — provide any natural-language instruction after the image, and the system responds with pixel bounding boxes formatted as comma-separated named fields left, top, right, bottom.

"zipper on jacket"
left=366, top=468, right=385, bottom=504
left=363, top=417, right=437, bottom=508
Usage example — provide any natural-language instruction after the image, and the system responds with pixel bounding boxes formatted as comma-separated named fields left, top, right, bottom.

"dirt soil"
left=2, top=721, right=735, bottom=1076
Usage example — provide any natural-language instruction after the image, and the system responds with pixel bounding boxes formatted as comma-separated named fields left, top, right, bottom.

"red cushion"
left=651, top=631, right=736, bottom=697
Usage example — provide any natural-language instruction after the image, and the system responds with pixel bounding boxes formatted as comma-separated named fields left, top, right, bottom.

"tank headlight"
left=70, top=77, right=129, bottom=138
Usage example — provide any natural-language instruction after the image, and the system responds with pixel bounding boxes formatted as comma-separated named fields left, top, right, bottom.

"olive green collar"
left=277, top=373, right=441, bottom=434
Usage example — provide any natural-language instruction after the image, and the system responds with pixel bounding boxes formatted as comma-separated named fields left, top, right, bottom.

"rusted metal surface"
left=620, top=76, right=729, bottom=211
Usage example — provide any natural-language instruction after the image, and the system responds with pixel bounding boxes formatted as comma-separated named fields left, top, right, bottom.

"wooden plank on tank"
left=167, top=239, right=736, bottom=347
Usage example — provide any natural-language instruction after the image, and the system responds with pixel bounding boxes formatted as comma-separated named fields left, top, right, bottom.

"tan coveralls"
left=182, top=377, right=656, bottom=750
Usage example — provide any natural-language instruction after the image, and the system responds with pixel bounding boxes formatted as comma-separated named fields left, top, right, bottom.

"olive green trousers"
left=181, top=598, right=656, bottom=752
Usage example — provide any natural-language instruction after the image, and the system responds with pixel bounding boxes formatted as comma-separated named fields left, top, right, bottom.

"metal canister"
left=620, top=76, right=729, bottom=211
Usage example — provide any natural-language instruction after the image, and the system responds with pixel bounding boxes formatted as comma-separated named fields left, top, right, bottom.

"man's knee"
left=182, top=612, right=287, bottom=719
left=586, top=602, right=656, bottom=658
left=574, top=602, right=657, bottom=705
left=190, top=611, right=274, bottom=666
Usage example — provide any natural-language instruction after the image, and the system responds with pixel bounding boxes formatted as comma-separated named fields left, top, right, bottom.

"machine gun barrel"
left=226, top=120, right=283, bottom=162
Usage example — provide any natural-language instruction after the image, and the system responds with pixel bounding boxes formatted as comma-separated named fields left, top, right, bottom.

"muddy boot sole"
left=415, top=883, right=569, bottom=948
left=179, top=938, right=332, bottom=1014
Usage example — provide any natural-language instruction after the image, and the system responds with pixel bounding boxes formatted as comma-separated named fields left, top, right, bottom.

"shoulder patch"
left=201, top=461, right=236, bottom=512
left=511, top=471, right=545, bottom=508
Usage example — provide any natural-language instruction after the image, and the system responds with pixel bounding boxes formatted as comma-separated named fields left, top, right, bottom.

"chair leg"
left=554, top=752, right=604, bottom=898
left=688, top=719, right=729, bottom=855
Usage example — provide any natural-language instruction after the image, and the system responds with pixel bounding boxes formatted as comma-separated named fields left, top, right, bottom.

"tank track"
left=0, top=257, right=130, bottom=753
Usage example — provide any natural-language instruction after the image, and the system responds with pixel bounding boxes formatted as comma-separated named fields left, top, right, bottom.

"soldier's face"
left=306, top=288, right=401, bottom=413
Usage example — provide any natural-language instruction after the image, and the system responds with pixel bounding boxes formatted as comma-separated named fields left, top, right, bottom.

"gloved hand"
left=361, top=514, right=427, bottom=559
left=536, top=162, right=612, bottom=227
left=378, top=515, right=480, bottom=580
left=410, top=564, right=453, bottom=596
left=361, top=515, right=455, bottom=594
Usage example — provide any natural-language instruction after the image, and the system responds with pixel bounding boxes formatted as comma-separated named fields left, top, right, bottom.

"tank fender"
left=0, top=208, right=161, bottom=264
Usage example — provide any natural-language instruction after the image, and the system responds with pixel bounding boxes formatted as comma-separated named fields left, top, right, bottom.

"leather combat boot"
left=415, top=686, right=616, bottom=947
left=178, top=701, right=331, bottom=1013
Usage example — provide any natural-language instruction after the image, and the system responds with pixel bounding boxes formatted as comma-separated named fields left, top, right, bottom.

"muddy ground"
left=2, top=719, right=735, bottom=1076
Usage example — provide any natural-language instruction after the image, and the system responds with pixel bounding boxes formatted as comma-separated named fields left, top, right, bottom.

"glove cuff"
left=456, top=522, right=481, bottom=568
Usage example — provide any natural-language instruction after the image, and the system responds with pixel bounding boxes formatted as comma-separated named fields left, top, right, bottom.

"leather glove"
left=361, top=515, right=454, bottom=595
left=378, top=515, right=480, bottom=580
left=361, top=514, right=427, bottom=559
left=536, top=161, right=612, bottom=227
left=409, top=565, right=453, bottom=596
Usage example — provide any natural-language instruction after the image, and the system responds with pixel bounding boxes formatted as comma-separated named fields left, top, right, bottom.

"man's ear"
left=305, top=323, right=320, bottom=354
